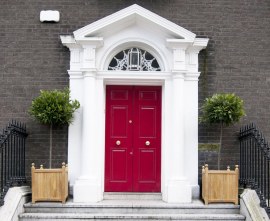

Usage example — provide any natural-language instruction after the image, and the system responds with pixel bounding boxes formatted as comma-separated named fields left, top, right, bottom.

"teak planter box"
left=31, top=163, right=68, bottom=203
left=202, top=164, right=239, bottom=205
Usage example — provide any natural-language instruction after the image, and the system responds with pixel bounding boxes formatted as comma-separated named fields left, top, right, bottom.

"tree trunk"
left=49, top=124, right=52, bottom=168
left=218, top=123, right=223, bottom=170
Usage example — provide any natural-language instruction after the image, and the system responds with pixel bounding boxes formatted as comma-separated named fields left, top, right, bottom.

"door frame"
left=68, top=70, right=200, bottom=203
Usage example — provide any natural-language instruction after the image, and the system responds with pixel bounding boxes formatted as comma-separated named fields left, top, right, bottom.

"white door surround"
left=61, top=4, right=208, bottom=203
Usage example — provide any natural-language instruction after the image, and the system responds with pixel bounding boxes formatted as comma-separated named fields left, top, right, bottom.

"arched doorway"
left=105, top=48, right=162, bottom=192
left=61, top=4, right=208, bottom=203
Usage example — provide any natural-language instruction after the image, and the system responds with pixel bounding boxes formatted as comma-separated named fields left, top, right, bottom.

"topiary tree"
left=200, top=93, right=245, bottom=170
left=29, top=88, right=80, bottom=168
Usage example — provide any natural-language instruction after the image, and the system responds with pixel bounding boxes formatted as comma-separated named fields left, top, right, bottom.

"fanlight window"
left=108, top=48, right=161, bottom=71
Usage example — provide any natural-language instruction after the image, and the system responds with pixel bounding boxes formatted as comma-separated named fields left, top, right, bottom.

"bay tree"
left=29, top=88, right=80, bottom=168
left=200, top=93, right=245, bottom=170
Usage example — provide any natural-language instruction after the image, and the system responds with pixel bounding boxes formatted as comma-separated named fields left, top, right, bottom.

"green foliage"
left=200, top=93, right=245, bottom=169
left=200, top=93, right=245, bottom=126
left=29, top=88, right=80, bottom=126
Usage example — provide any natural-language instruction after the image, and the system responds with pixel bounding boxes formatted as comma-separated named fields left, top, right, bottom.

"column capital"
left=167, top=39, right=193, bottom=71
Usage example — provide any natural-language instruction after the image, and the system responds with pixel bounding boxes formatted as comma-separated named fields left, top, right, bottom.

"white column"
left=161, top=79, right=172, bottom=202
left=68, top=71, right=83, bottom=189
left=65, top=41, right=83, bottom=191
left=165, top=72, right=191, bottom=203
left=165, top=39, right=194, bottom=203
left=71, top=38, right=103, bottom=203
left=73, top=71, right=103, bottom=202
left=95, top=79, right=106, bottom=193
left=184, top=73, right=200, bottom=199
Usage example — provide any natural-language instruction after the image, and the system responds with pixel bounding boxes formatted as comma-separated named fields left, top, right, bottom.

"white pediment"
left=61, top=4, right=208, bottom=72
left=73, top=4, right=196, bottom=41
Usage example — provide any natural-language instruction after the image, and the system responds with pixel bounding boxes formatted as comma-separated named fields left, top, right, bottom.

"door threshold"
left=104, top=192, right=162, bottom=200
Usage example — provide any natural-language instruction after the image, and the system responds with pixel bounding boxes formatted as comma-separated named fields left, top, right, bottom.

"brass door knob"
left=145, top=141, right=150, bottom=146
left=116, top=140, right=121, bottom=145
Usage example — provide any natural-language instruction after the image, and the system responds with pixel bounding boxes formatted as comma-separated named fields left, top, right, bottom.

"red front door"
left=105, top=86, right=161, bottom=192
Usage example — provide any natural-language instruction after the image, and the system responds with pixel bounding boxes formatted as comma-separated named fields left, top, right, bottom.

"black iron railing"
left=239, top=123, right=270, bottom=215
left=0, top=121, right=28, bottom=206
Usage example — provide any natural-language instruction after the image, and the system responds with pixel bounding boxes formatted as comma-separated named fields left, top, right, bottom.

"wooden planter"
left=31, top=163, right=68, bottom=203
left=202, top=164, right=239, bottom=205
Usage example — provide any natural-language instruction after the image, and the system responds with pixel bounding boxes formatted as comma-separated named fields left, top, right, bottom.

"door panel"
left=133, top=87, right=161, bottom=192
left=139, top=107, right=156, bottom=137
left=110, top=149, right=128, bottom=181
left=105, top=86, right=161, bottom=192
left=105, top=86, right=133, bottom=192
left=111, top=106, right=129, bottom=137
left=139, top=149, right=156, bottom=181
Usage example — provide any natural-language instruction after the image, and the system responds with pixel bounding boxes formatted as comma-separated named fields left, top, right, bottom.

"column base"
left=163, top=179, right=192, bottom=203
left=191, top=184, right=200, bottom=199
left=73, top=177, right=103, bottom=203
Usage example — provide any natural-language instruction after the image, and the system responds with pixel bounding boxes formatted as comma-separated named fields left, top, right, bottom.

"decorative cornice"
left=60, top=36, right=81, bottom=49
left=60, top=35, right=103, bottom=49
left=166, top=39, right=193, bottom=49
left=187, top=38, right=209, bottom=52
left=172, top=71, right=185, bottom=79
left=194, top=38, right=209, bottom=47
left=83, top=71, right=97, bottom=78
left=185, top=72, right=200, bottom=81
left=171, top=71, right=200, bottom=81
left=76, top=37, right=104, bottom=47
left=68, top=71, right=83, bottom=79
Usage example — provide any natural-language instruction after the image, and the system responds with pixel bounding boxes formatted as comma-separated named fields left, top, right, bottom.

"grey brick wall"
left=1, top=0, right=269, bottom=182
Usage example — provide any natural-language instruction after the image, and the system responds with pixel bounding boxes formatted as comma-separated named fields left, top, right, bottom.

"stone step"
left=103, top=192, right=162, bottom=200
left=19, top=212, right=246, bottom=221
left=23, top=200, right=241, bottom=215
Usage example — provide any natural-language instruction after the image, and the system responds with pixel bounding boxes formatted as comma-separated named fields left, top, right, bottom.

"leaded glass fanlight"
left=108, top=48, right=161, bottom=71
